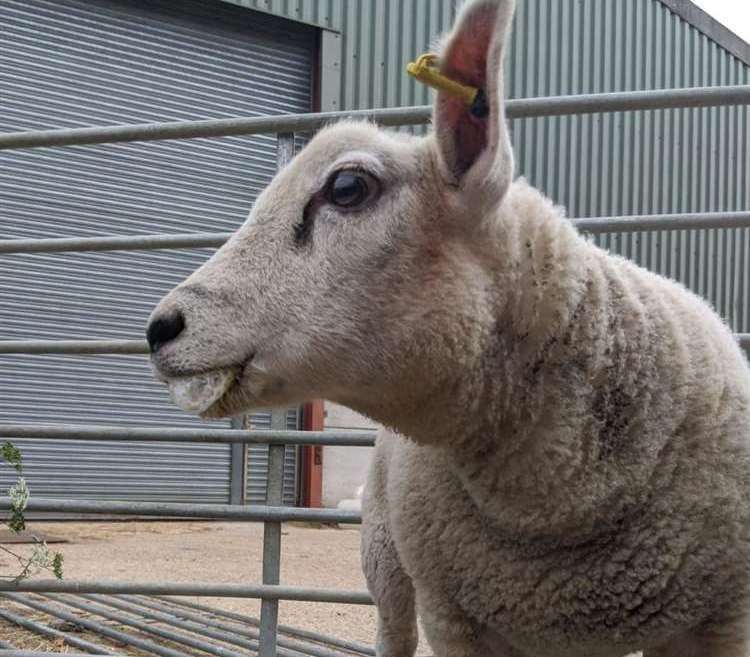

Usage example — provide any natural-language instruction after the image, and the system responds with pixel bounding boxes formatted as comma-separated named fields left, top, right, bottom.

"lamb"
left=146, top=0, right=750, bottom=655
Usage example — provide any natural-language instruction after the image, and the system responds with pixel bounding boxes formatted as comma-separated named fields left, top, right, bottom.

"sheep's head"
left=148, top=0, right=516, bottom=422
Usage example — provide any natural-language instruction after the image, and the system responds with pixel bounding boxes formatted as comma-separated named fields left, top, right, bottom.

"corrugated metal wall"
left=0, top=0, right=313, bottom=505
left=225, top=0, right=750, bottom=334
left=508, top=0, right=750, bottom=333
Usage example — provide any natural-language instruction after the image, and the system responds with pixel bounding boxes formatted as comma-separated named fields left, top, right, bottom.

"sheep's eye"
left=325, top=170, right=378, bottom=210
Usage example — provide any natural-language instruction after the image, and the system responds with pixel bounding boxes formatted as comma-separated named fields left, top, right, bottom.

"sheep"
left=146, top=0, right=750, bottom=654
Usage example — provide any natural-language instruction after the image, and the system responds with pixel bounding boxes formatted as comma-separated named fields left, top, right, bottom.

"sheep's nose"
left=146, top=311, right=185, bottom=353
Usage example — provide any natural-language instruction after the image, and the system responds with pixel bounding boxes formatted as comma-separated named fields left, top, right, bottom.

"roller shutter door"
left=0, top=0, right=314, bottom=505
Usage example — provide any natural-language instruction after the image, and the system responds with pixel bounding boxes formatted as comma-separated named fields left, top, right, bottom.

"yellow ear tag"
left=406, top=54, right=489, bottom=118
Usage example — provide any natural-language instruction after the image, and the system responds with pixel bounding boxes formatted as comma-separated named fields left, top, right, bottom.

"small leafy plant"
left=1, top=441, right=64, bottom=581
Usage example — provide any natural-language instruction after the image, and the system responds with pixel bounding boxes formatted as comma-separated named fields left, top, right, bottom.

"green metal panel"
left=505, top=0, right=750, bottom=332
left=224, top=0, right=750, bottom=332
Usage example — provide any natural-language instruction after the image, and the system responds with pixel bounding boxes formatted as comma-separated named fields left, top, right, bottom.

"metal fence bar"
left=575, top=211, right=750, bottom=233
left=508, top=85, right=750, bottom=117
left=0, top=212, right=749, bottom=257
left=0, top=653, right=127, bottom=657
left=0, top=106, right=429, bottom=151
left=0, top=606, right=116, bottom=655
left=2, top=333, right=748, bottom=356
left=44, top=594, right=249, bottom=657
left=0, top=498, right=361, bottom=523
left=119, top=595, right=355, bottom=657
left=0, top=211, right=749, bottom=256
left=76, top=595, right=305, bottom=657
left=0, top=232, right=232, bottom=254
left=0, top=424, right=376, bottom=446
left=0, top=654, right=128, bottom=657
left=1, top=85, right=749, bottom=151
left=0, top=582, right=373, bottom=604
left=230, top=416, right=248, bottom=505
left=260, top=408, right=292, bottom=657
left=1, top=593, right=187, bottom=657
left=260, top=134, right=296, bottom=657
left=151, top=597, right=375, bottom=657
left=0, top=340, right=148, bottom=355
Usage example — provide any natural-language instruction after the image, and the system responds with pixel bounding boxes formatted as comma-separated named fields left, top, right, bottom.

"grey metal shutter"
left=0, top=0, right=314, bottom=504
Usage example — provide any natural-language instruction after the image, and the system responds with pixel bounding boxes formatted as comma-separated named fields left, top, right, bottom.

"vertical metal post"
left=229, top=416, right=248, bottom=505
left=258, top=133, right=295, bottom=657
left=259, top=408, right=288, bottom=657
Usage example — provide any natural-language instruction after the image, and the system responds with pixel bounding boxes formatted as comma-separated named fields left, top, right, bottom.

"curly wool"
left=363, top=179, right=750, bottom=657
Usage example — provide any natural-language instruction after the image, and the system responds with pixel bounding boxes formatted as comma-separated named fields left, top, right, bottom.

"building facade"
left=0, top=0, right=748, bottom=507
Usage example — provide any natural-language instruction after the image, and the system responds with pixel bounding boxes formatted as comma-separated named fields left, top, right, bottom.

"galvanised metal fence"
left=1, top=84, right=750, bottom=656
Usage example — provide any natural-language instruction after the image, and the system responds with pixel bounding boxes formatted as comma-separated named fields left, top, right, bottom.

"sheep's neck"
left=421, top=204, right=686, bottom=541
left=376, top=188, right=655, bottom=540
left=441, top=205, right=614, bottom=538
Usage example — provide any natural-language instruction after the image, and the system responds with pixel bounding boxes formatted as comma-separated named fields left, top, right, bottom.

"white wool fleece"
left=363, top=178, right=750, bottom=657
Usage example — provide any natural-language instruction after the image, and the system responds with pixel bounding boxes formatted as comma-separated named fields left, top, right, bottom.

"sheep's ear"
left=433, top=0, right=515, bottom=211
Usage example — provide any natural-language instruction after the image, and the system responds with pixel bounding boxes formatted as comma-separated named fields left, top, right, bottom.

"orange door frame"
left=300, top=400, right=324, bottom=507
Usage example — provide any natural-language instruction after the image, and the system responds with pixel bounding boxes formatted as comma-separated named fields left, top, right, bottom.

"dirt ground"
left=0, top=520, right=382, bottom=653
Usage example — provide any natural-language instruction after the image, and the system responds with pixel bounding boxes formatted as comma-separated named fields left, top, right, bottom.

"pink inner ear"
left=438, top=95, right=488, bottom=176
left=436, top=6, right=497, bottom=177
left=435, top=4, right=498, bottom=178
left=441, top=7, right=497, bottom=89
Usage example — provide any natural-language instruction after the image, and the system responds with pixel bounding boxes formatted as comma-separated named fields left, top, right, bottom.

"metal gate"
left=0, top=0, right=315, bottom=505
left=0, top=76, right=749, bottom=656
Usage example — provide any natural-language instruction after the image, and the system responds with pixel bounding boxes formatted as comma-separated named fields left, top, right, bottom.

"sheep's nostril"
left=146, top=311, right=185, bottom=353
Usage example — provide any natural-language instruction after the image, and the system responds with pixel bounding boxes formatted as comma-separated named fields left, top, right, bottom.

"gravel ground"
left=0, top=520, right=380, bottom=653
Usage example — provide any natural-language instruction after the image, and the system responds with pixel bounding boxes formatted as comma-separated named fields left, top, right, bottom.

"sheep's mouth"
left=166, top=366, right=241, bottom=415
